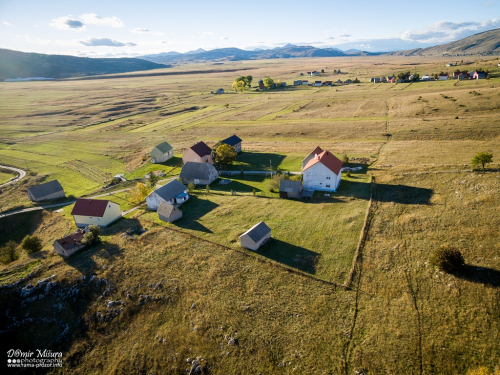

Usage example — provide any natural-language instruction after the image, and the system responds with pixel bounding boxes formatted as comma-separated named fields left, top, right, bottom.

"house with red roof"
left=439, top=73, right=449, bottom=80
left=53, top=229, right=86, bottom=257
left=182, top=141, right=214, bottom=165
left=71, top=198, right=122, bottom=228
left=302, top=149, right=343, bottom=192
left=302, top=146, right=324, bottom=169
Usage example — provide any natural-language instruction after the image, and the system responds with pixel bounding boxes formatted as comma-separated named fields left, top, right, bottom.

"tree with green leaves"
left=82, top=225, right=101, bottom=246
left=263, top=77, right=275, bottom=89
left=214, top=143, right=237, bottom=166
left=232, top=80, right=246, bottom=93
left=245, top=75, right=253, bottom=87
left=147, top=171, right=159, bottom=189
left=0, top=241, right=18, bottom=264
left=188, top=181, right=196, bottom=193
left=21, top=235, right=42, bottom=254
left=472, top=152, right=493, bottom=171
left=205, top=184, right=210, bottom=194
left=430, top=244, right=465, bottom=273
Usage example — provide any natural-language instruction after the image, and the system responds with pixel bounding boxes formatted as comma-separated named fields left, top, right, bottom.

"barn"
left=27, top=180, right=65, bottom=202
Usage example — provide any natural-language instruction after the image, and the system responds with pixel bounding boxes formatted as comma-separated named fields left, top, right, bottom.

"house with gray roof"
left=151, top=141, right=174, bottom=163
left=146, top=179, right=189, bottom=210
left=221, top=135, right=243, bottom=153
left=27, top=180, right=65, bottom=202
left=158, top=201, right=183, bottom=223
left=279, top=179, right=303, bottom=199
left=239, top=222, right=271, bottom=251
left=180, top=162, right=218, bottom=186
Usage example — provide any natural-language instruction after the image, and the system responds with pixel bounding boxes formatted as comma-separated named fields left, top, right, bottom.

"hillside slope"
left=387, top=28, right=500, bottom=56
left=0, top=49, right=166, bottom=80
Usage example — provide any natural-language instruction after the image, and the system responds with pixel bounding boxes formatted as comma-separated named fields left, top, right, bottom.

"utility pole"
left=270, top=159, right=272, bottom=177
left=24, top=159, right=29, bottom=171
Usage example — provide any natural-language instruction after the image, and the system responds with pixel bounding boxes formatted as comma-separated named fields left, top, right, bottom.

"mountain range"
left=0, top=49, right=165, bottom=81
left=386, top=28, right=500, bottom=56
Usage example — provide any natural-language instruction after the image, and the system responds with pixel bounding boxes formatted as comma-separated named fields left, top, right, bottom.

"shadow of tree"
left=174, top=196, right=218, bottom=233
left=454, top=265, right=500, bottom=288
left=221, top=151, right=288, bottom=171
left=256, top=238, right=319, bottom=274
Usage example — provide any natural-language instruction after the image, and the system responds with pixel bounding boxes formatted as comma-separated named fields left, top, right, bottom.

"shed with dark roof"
left=221, top=135, right=243, bottom=153
left=182, top=141, right=214, bottom=165
left=71, top=199, right=122, bottom=228
left=158, top=201, right=183, bottom=223
left=279, top=179, right=303, bottom=199
left=146, top=179, right=189, bottom=210
left=180, top=162, right=218, bottom=185
left=239, top=222, right=271, bottom=251
left=53, top=229, right=86, bottom=257
left=27, top=180, right=65, bottom=202
left=151, top=141, right=174, bottom=163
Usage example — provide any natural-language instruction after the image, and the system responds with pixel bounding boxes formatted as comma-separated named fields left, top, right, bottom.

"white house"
left=439, top=73, right=448, bottom=80
left=422, top=75, right=431, bottom=81
left=146, top=179, right=189, bottom=210
left=71, top=199, right=122, bottom=228
left=302, top=149, right=343, bottom=192
left=240, top=222, right=271, bottom=251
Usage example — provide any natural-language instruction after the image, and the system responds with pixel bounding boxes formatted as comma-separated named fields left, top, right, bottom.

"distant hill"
left=386, top=28, right=500, bottom=56
left=139, top=45, right=381, bottom=63
left=0, top=49, right=166, bottom=80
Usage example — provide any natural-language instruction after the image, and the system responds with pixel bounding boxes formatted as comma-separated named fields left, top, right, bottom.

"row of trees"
left=397, top=71, right=420, bottom=81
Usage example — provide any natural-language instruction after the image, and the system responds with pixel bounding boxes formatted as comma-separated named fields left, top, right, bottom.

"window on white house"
left=97, top=218, right=101, bottom=222
left=326, top=185, right=330, bottom=188
left=326, top=176, right=331, bottom=180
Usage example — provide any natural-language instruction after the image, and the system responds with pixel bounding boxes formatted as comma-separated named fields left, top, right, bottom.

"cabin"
left=302, top=149, right=343, bottom=192
left=180, top=162, right=218, bottom=185
left=422, top=75, right=431, bottom=81
left=387, top=76, right=396, bottom=83
left=344, top=79, right=353, bottom=84
left=324, top=81, right=333, bottom=86
left=279, top=179, right=303, bottom=199
left=315, top=81, right=322, bottom=87
left=221, top=135, right=242, bottom=153
left=53, top=229, right=86, bottom=257
left=469, top=70, right=476, bottom=78
left=182, top=141, right=213, bottom=165
left=71, top=199, right=122, bottom=228
left=146, top=179, right=189, bottom=210
left=302, top=146, right=324, bottom=169
left=439, top=73, right=448, bottom=80
left=151, top=141, right=174, bottom=164
left=258, top=79, right=265, bottom=89
left=473, top=71, right=486, bottom=79
left=294, top=80, right=302, bottom=86
left=239, top=222, right=271, bottom=251
left=380, top=77, right=387, bottom=82
left=302, top=80, right=309, bottom=85
left=370, top=78, right=380, bottom=83
left=335, top=79, right=343, bottom=85
left=397, top=78, right=405, bottom=83
left=216, top=88, right=224, bottom=94
left=281, top=82, right=287, bottom=87
left=157, top=201, right=183, bottom=223
left=27, top=180, right=65, bottom=202
left=446, top=63, right=454, bottom=67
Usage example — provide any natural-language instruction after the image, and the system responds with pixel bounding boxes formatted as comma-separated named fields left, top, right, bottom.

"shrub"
left=0, top=241, right=19, bottom=264
left=430, top=245, right=465, bottom=273
left=187, top=181, right=195, bottom=193
left=82, top=225, right=101, bottom=246
left=21, top=235, right=42, bottom=254
left=341, top=154, right=349, bottom=164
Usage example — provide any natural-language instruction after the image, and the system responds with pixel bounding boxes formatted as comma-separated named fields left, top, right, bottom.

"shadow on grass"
left=210, top=175, right=267, bottom=193
left=455, top=265, right=500, bottom=288
left=221, top=151, right=287, bottom=171
left=0, top=210, right=43, bottom=247
left=174, top=196, right=218, bottom=233
left=335, top=179, right=434, bottom=204
left=257, top=238, right=319, bottom=274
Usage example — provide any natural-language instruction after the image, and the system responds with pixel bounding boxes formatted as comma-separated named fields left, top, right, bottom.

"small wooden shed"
left=151, top=142, right=174, bottom=163
left=157, top=201, right=182, bottom=223
left=240, top=222, right=271, bottom=251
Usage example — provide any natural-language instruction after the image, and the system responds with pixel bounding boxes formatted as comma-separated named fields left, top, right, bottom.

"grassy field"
left=0, top=55, right=500, bottom=374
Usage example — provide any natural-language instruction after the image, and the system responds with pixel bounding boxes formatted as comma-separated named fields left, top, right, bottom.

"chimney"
left=314, top=154, right=318, bottom=160
left=89, top=198, right=92, bottom=203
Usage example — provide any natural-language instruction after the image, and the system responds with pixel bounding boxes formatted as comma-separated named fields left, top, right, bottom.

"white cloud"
left=199, top=31, right=214, bottom=37
left=325, top=36, right=335, bottom=40
left=131, top=27, right=164, bottom=35
left=79, top=38, right=136, bottom=47
left=80, top=13, right=124, bottom=28
left=50, top=16, right=86, bottom=31
left=24, top=35, right=52, bottom=45
left=2, top=21, right=13, bottom=26
left=399, top=18, right=500, bottom=43
left=220, top=36, right=228, bottom=40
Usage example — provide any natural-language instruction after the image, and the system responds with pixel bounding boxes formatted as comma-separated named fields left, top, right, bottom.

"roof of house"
left=71, top=199, right=113, bottom=217
left=150, top=179, right=186, bottom=201
left=27, top=180, right=64, bottom=200
left=315, top=81, right=321, bottom=83
left=240, top=222, right=271, bottom=243
left=153, top=141, right=173, bottom=154
left=279, top=179, right=302, bottom=193
left=189, top=141, right=212, bottom=157
left=440, top=73, right=449, bottom=76
left=302, top=150, right=343, bottom=175
left=55, top=230, right=85, bottom=250
left=180, top=162, right=216, bottom=180
left=302, top=146, right=324, bottom=161
left=158, top=201, right=181, bottom=218
left=221, top=135, right=242, bottom=147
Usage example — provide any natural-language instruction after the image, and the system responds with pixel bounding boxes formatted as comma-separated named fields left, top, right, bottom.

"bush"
left=21, top=235, right=42, bottom=254
left=187, top=181, right=195, bottom=193
left=430, top=245, right=465, bottom=273
left=0, top=241, right=19, bottom=264
left=82, top=225, right=101, bottom=246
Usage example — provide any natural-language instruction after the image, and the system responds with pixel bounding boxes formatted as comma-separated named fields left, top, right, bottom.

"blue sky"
left=1, top=0, right=499, bottom=56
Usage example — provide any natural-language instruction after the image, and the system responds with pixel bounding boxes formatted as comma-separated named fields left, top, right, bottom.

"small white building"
left=422, top=75, right=431, bottom=81
left=53, top=230, right=86, bottom=257
left=151, top=141, right=174, bottom=163
left=146, top=179, right=189, bottom=210
left=302, top=149, right=343, bottom=192
left=240, top=222, right=271, bottom=251
left=71, top=199, right=122, bottom=228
